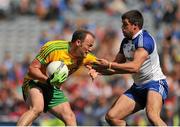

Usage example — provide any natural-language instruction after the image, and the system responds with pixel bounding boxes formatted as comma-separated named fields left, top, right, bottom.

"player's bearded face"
left=78, top=35, right=94, bottom=58
left=123, top=30, right=133, bottom=39
left=122, top=19, right=134, bottom=39
left=75, top=44, right=89, bottom=58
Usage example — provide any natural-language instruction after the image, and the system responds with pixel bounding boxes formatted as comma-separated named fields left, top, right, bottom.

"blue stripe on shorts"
left=124, top=79, right=168, bottom=108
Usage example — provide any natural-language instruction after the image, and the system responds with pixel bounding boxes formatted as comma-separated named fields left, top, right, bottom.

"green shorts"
left=22, top=80, right=68, bottom=112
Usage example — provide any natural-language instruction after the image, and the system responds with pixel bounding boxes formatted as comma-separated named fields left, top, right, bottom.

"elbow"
left=27, top=65, right=34, bottom=76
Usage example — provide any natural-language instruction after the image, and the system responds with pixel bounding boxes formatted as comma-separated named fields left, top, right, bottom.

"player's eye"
left=89, top=44, right=93, bottom=47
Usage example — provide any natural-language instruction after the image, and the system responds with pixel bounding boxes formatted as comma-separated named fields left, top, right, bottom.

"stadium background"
left=0, top=0, right=180, bottom=126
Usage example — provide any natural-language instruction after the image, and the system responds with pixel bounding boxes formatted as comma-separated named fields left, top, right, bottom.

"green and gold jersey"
left=24, top=40, right=97, bottom=82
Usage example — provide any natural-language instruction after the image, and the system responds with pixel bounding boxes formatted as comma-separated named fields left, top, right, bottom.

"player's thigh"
left=107, top=94, right=142, bottom=119
left=27, top=87, right=44, bottom=110
left=146, top=90, right=163, bottom=116
left=49, top=102, right=75, bottom=120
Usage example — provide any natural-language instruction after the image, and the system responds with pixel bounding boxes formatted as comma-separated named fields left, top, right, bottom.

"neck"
left=132, top=29, right=142, bottom=39
left=69, top=45, right=76, bottom=58
left=69, top=51, right=78, bottom=59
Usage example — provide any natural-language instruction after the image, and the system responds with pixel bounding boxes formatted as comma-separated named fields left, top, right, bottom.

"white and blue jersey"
left=120, top=30, right=168, bottom=107
left=120, top=29, right=166, bottom=84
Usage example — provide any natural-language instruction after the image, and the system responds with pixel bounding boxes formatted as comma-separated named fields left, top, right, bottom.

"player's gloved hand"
left=47, top=70, right=67, bottom=86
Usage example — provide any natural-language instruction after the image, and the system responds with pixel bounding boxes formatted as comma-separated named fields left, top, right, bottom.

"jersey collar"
left=132, top=29, right=143, bottom=40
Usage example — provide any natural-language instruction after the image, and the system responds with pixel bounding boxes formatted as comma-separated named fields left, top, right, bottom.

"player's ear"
left=134, top=23, right=139, bottom=30
left=76, top=39, right=82, bottom=46
left=133, top=24, right=137, bottom=30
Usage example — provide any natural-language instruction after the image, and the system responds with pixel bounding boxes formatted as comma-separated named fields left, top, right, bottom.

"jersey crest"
left=123, top=40, right=135, bottom=61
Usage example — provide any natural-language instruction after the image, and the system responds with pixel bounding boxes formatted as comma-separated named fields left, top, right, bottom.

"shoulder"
left=40, top=40, right=69, bottom=51
left=142, top=30, right=154, bottom=43
left=43, top=40, right=69, bottom=47
left=36, top=40, right=69, bottom=64
left=135, top=30, right=155, bottom=54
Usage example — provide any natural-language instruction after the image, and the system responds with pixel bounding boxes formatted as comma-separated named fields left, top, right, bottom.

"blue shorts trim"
left=124, top=79, right=168, bottom=108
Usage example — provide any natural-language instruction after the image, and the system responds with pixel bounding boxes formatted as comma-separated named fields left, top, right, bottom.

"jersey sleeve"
left=83, top=53, right=97, bottom=65
left=36, top=44, right=49, bottom=64
left=134, top=34, right=154, bottom=54
left=36, top=40, right=69, bottom=64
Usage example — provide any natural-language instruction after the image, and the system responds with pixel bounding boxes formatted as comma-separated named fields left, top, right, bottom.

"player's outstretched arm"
left=92, top=61, right=129, bottom=75
left=92, top=48, right=148, bottom=74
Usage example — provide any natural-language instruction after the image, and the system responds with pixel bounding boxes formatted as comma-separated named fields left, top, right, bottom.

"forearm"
left=110, top=62, right=139, bottom=73
left=28, top=67, right=48, bottom=84
left=94, top=48, right=147, bottom=74
left=93, top=65, right=126, bottom=75
left=98, top=69, right=116, bottom=75
left=98, top=67, right=132, bottom=75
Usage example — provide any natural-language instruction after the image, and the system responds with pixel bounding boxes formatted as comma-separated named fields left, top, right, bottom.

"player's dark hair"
left=122, top=10, right=143, bottom=29
left=71, top=29, right=95, bottom=43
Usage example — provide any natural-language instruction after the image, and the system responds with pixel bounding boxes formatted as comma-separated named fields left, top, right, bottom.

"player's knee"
left=105, top=111, right=116, bottom=123
left=31, top=107, right=43, bottom=116
left=63, top=112, right=76, bottom=122
left=105, top=111, right=126, bottom=125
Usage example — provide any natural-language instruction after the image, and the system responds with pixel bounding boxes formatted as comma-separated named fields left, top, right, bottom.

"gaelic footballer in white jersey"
left=120, top=29, right=166, bottom=84
left=121, top=30, right=168, bottom=107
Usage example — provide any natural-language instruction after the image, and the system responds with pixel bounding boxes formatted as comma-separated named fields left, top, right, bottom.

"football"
left=46, top=61, right=69, bottom=78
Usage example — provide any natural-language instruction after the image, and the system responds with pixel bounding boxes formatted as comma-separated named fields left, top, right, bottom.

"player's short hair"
left=71, top=29, right=95, bottom=43
left=122, top=10, right=143, bottom=29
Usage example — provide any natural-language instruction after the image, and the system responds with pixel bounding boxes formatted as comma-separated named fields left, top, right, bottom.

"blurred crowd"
left=0, top=0, right=180, bottom=126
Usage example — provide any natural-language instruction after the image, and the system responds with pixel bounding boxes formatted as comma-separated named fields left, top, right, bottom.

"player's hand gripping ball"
left=46, top=61, right=69, bottom=86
